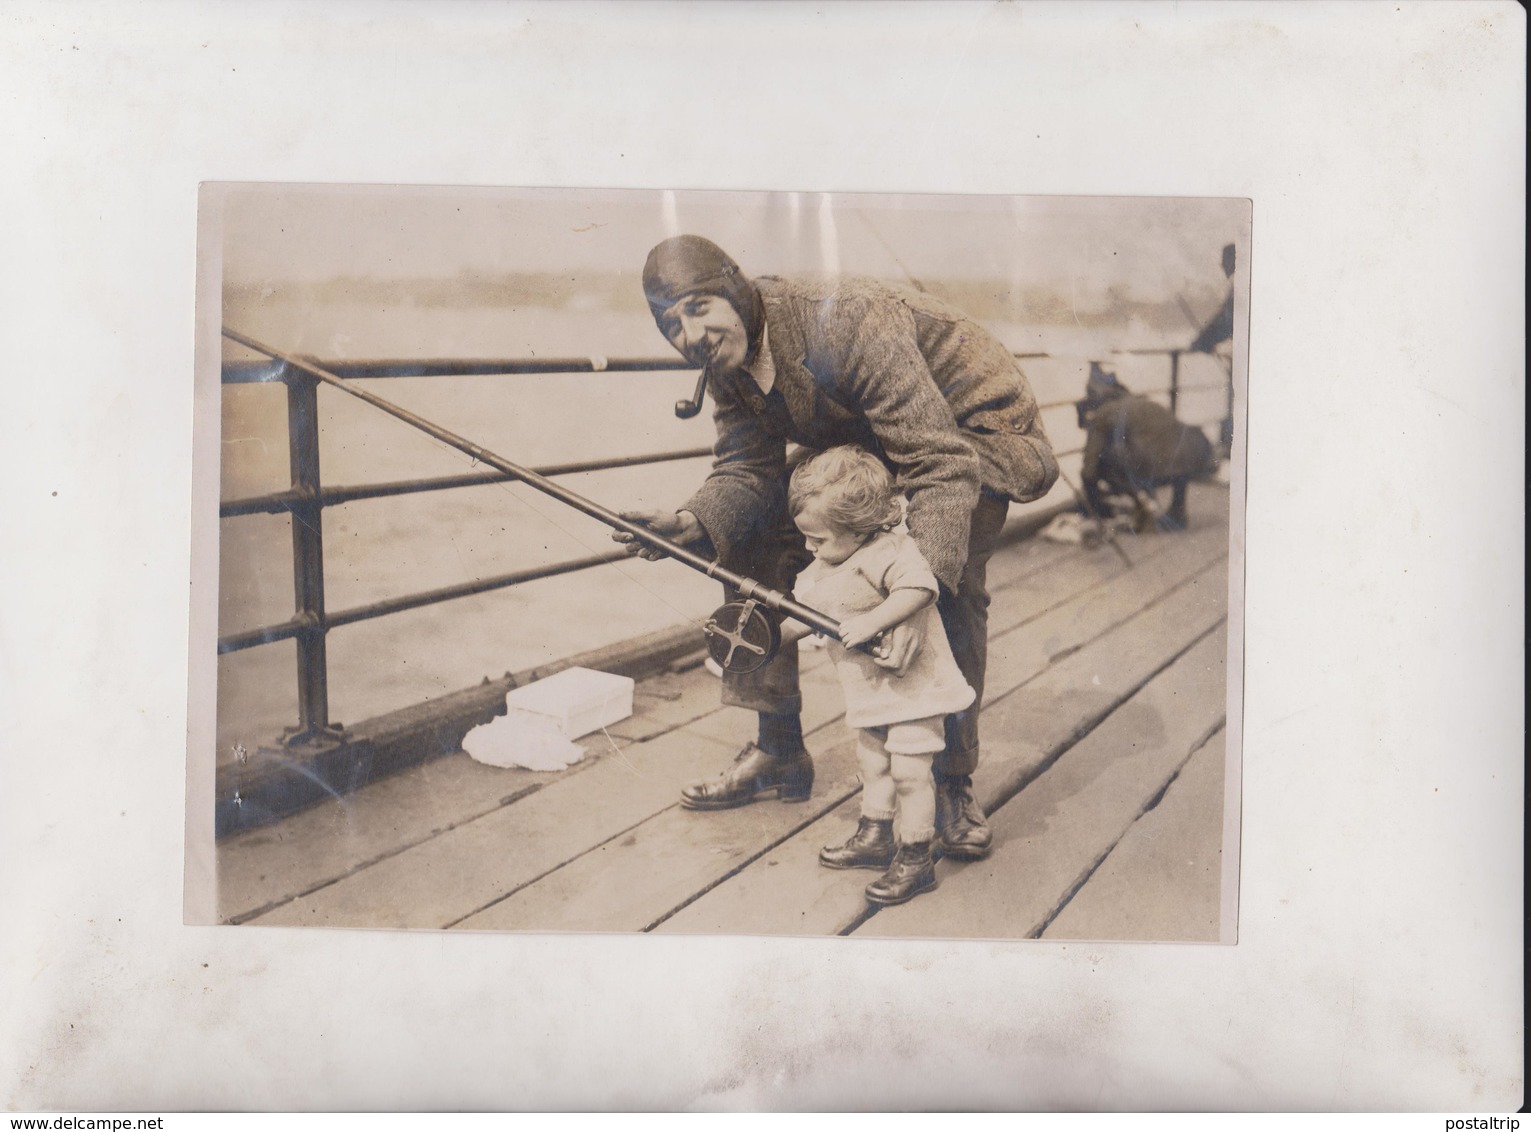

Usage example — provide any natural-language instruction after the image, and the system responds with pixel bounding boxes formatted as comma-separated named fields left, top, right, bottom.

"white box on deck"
left=503, top=666, right=634, bottom=740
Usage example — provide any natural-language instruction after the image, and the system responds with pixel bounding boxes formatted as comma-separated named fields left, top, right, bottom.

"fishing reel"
left=702, top=598, right=782, bottom=674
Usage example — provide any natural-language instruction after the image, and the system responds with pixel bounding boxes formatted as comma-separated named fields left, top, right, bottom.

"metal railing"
left=218, top=347, right=1227, bottom=748
left=218, top=354, right=719, bottom=747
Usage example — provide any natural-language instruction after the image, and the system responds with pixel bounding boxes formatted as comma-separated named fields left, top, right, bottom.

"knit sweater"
left=682, top=275, right=1058, bottom=592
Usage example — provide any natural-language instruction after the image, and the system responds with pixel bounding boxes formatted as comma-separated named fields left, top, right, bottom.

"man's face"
left=659, top=293, right=748, bottom=372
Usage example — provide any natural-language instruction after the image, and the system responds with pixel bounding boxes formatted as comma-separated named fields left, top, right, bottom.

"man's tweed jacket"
left=682, top=275, right=1058, bottom=592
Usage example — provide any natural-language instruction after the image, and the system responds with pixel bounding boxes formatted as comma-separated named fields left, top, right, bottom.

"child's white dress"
left=793, top=530, right=976, bottom=730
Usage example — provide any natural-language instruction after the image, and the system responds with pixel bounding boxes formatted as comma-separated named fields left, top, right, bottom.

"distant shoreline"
left=225, top=270, right=1227, bottom=339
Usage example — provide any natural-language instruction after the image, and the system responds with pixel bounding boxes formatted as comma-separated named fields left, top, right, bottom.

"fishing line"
left=601, top=725, right=645, bottom=776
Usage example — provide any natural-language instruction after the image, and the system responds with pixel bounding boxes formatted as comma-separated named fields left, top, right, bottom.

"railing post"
left=1168, top=349, right=1181, bottom=416
left=1223, top=377, right=1235, bottom=457
left=283, top=363, right=338, bottom=744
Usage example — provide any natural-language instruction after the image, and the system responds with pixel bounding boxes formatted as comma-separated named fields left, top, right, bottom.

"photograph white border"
left=3, top=0, right=1523, bottom=1112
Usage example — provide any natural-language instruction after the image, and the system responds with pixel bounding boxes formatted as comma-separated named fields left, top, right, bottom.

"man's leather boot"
left=680, top=743, right=814, bottom=810
left=935, top=773, right=993, bottom=860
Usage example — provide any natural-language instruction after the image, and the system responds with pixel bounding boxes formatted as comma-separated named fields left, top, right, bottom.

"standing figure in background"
left=1188, top=242, right=1237, bottom=459
left=615, top=234, right=1057, bottom=862
left=1076, top=362, right=1219, bottom=532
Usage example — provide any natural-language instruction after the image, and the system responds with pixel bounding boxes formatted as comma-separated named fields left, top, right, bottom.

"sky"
left=217, top=184, right=1249, bottom=308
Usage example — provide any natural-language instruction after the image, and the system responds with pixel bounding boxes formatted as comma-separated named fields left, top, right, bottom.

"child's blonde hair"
left=788, top=445, right=903, bottom=537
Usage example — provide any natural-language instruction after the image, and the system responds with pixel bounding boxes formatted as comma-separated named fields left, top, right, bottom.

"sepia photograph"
left=6, top=0, right=1523, bottom=1113
left=194, top=185, right=1249, bottom=940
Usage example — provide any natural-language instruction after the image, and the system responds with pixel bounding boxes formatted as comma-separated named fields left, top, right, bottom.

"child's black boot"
left=865, top=840, right=938, bottom=906
left=819, top=817, right=896, bottom=870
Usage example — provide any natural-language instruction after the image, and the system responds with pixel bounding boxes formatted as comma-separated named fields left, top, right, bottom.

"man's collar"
left=744, top=323, right=774, bottom=394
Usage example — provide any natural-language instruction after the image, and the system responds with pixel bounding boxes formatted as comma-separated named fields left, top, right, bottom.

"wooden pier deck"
left=216, top=483, right=1235, bottom=943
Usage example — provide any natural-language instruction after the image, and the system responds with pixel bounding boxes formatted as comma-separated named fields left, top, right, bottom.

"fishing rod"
left=221, top=326, right=844, bottom=674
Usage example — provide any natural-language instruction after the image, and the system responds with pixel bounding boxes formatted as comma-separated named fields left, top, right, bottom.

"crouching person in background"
left=1077, top=362, right=1219, bottom=532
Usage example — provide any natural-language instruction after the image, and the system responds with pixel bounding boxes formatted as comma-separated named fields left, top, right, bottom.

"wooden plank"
left=603, top=665, right=735, bottom=742
left=463, top=535, right=1214, bottom=935
left=683, top=653, right=847, bottom=749
left=1042, top=728, right=1228, bottom=943
left=983, top=486, right=1230, bottom=646
left=220, top=642, right=821, bottom=922
left=545, top=551, right=1222, bottom=937
left=981, top=529, right=1076, bottom=591
left=454, top=721, right=864, bottom=932
left=654, top=561, right=1228, bottom=937
left=648, top=790, right=874, bottom=938
left=606, top=632, right=839, bottom=742
left=982, top=524, right=1224, bottom=701
left=215, top=728, right=626, bottom=924
left=976, top=558, right=1227, bottom=807
left=986, top=541, right=1139, bottom=642
left=856, top=624, right=1228, bottom=941
left=451, top=542, right=1176, bottom=935
left=247, top=728, right=743, bottom=929
left=228, top=490, right=1229, bottom=933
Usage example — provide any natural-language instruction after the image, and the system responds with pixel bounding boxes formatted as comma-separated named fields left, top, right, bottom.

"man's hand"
left=612, top=509, right=703, bottom=561
left=868, top=620, right=923, bottom=676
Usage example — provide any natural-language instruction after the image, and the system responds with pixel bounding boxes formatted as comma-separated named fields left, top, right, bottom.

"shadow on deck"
left=216, top=483, right=1235, bottom=943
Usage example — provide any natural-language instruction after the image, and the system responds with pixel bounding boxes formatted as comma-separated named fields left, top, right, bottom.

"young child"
left=777, top=445, right=977, bottom=907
